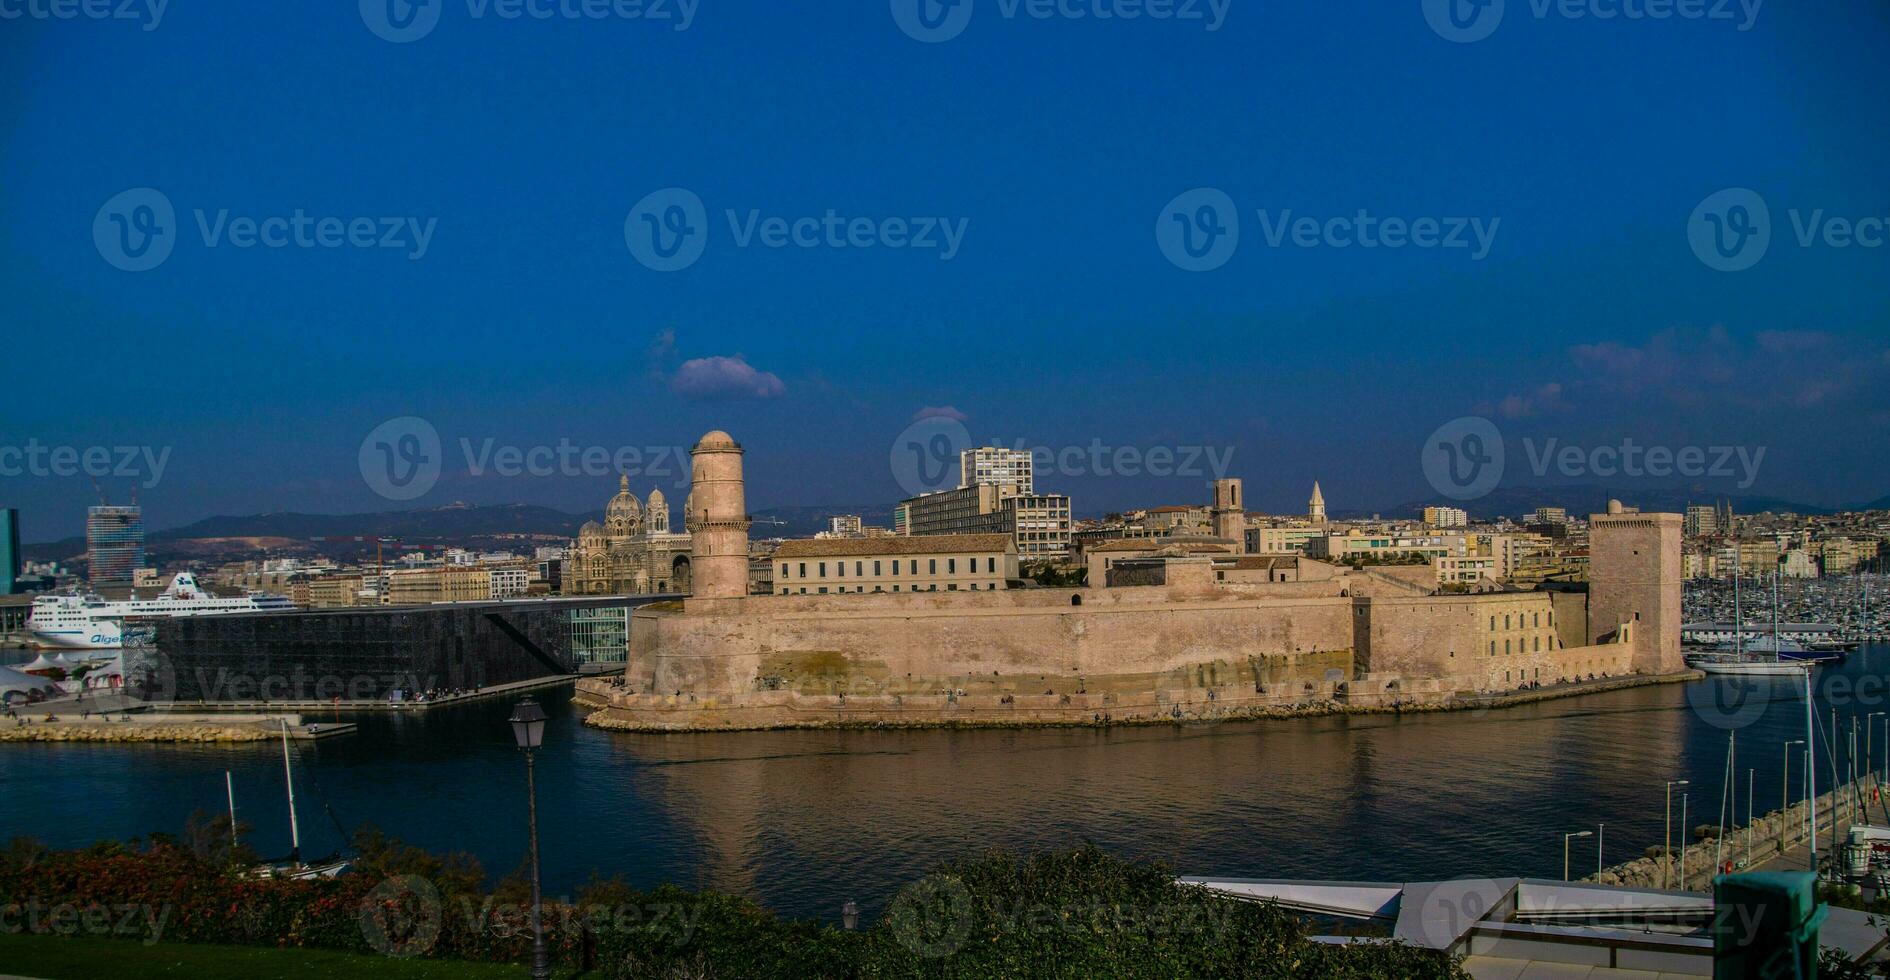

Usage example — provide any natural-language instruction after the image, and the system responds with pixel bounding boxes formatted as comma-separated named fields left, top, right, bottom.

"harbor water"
left=3, top=645, right=1885, bottom=921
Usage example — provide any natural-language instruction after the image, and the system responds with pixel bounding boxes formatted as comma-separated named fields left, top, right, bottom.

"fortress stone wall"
left=578, top=432, right=1682, bottom=731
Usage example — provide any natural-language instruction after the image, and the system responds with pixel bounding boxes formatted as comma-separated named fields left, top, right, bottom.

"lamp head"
left=509, top=697, right=547, bottom=750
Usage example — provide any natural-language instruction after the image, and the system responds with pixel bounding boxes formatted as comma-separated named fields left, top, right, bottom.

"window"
left=874, top=561, right=881, bottom=575
left=781, top=564, right=789, bottom=578
left=948, top=559, right=956, bottom=573
left=893, top=560, right=901, bottom=575
left=799, top=563, right=807, bottom=577
left=837, top=562, right=845, bottom=577
left=819, top=562, right=827, bottom=576
left=1534, top=637, right=1540, bottom=652
left=818, top=587, right=828, bottom=594
left=1504, top=614, right=1511, bottom=630
left=929, top=559, right=937, bottom=574
left=856, top=562, right=863, bottom=576
left=1533, top=612, right=1540, bottom=628
left=1505, top=639, right=1511, bottom=654
left=1490, top=616, right=1496, bottom=630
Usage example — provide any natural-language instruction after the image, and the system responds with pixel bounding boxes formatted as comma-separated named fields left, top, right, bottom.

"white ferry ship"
left=25, top=573, right=297, bottom=650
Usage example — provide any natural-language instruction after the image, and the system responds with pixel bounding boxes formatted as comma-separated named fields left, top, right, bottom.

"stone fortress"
left=577, top=431, right=1687, bottom=732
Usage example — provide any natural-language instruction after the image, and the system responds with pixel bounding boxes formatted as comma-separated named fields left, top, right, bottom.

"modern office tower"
left=87, top=505, right=145, bottom=589
left=0, top=508, right=19, bottom=594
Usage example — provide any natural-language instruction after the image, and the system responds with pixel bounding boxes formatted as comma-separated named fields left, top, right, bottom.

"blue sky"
left=3, top=0, right=1888, bottom=541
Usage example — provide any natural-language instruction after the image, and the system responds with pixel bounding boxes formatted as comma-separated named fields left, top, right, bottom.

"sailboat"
left=1687, top=557, right=1805, bottom=676
left=249, top=722, right=349, bottom=880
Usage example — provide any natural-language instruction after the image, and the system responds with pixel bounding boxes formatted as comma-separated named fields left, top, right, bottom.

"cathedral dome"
left=606, top=473, right=643, bottom=529
left=647, top=487, right=666, bottom=507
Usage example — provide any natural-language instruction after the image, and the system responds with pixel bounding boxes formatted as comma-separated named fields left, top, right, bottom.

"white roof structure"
left=0, top=665, right=60, bottom=697
left=21, top=654, right=61, bottom=673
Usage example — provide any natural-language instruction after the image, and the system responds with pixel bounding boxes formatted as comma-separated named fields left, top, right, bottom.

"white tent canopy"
left=0, top=665, right=60, bottom=698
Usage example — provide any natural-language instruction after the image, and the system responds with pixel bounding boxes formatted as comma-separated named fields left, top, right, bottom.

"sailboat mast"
left=1733, top=548, right=1743, bottom=656
left=1806, top=665, right=1819, bottom=873
left=281, top=722, right=301, bottom=864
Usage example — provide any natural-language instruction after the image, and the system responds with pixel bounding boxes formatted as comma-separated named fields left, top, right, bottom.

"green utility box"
left=1712, top=871, right=1828, bottom=979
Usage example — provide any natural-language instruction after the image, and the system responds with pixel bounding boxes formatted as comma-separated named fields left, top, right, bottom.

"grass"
left=0, top=933, right=578, bottom=979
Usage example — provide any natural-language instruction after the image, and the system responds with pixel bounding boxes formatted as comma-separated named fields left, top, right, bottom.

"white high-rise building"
left=960, top=447, right=1033, bottom=496
left=1424, top=506, right=1468, bottom=529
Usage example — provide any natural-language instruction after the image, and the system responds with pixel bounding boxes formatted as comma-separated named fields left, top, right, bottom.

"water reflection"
left=0, top=646, right=1882, bottom=920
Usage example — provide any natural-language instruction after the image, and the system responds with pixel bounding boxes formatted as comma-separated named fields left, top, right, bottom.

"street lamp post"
left=1783, top=740, right=1804, bottom=855
left=509, top=698, right=551, bottom=980
left=1665, top=779, right=1690, bottom=890
left=1597, top=823, right=1604, bottom=877
left=1564, top=831, right=1593, bottom=882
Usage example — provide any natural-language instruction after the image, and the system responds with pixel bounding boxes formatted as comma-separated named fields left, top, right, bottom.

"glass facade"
left=569, top=605, right=630, bottom=664
left=87, top=505, right=145, bottom=588
left=0, top=508, right=19, bottom=595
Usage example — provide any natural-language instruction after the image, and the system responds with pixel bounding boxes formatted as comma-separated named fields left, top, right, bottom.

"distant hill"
left=23, top=500, right=900, bottom=565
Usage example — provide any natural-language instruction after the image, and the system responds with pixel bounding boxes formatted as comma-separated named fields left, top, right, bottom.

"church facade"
left=566, top=476, right=694, bottom=595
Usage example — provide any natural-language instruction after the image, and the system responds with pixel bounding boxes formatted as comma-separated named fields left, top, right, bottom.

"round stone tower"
left=685, top=430, right=751, bottom=599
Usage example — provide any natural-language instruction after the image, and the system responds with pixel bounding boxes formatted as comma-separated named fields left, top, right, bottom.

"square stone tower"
left=1211, top=478, right=1246, bottom=554
left=1587, top=510, right=1683, bottom=674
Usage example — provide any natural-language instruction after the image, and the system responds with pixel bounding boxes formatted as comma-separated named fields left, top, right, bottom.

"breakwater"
left=1586, top=773, right=1884, bottom=891
left=574, top=669, right=1698, bottom=732
left=0, top=713, right=314, bottom=744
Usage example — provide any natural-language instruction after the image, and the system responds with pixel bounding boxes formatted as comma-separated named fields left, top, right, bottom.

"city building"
left=0, top=508, right=19, bottom=595
left=774, top=533, right=1017, bottom=594
left=1311, top=531, right=1468, bottom=562
left=86, top=505, right=145, bottom=589
left=1435, top=554, right=1498, bottom=585
left=387, top=565, right=491, bottom=604
left=1423, top=506, right=1468, bottom=529
left=566, top=476, right=694, bottom=594
left=960, top=446, right=1033, bottom=496
left=1683, top=504, right=1719, bottom=538
left=1532, top=506, right=1568, bottom=526
left=1246, top=525, right=1326, bottom=555
left=826, top=514, right=864, bottom=538
left=890, top=503, right=911, bottom=536
left=489, top=566, right=531, bottom=598
left=1001, top=494, right=1072, bottom=557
